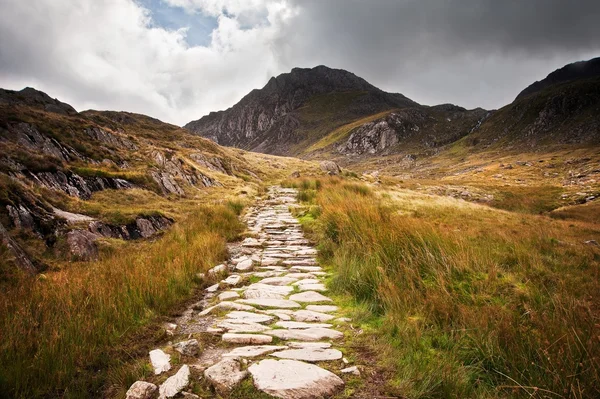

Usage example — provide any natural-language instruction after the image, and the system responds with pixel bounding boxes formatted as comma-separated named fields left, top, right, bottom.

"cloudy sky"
left=0, top=0, right=599, bottom=125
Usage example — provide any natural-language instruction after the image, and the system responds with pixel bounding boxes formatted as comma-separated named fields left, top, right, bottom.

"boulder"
left=319, top=161, right=341, bottom=175
left=125, top=381, right=158, bottom=399
left=158, top=365, right=190, bottom=398
left=173, top=339, right=199, bottom=357
left=66, top=230, right=99, bottom=261
left=204, top=358, right=248, bottom=395
left=149, top=349, right=171, bottom=375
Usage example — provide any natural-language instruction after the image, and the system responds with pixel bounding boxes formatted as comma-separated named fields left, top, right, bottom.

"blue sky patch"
left=138, top=0, right=218, bottom=47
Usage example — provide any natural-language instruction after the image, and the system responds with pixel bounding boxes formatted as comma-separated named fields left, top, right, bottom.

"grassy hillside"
left=288, top=177, right=600, bottom=398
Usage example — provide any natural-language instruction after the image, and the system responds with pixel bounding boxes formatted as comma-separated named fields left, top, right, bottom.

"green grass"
left=295, top=178, right=600, bottom=398
left=0, top=204, right=244, bottom=398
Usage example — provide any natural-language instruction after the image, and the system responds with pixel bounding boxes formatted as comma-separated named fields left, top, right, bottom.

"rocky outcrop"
left=0, top=221, right=40, bottom=273
left=88, top=215, right=173, bottom=240
left=189, top=153, right=233, bottom=175
left=150, top=151, right=218, bottom=195
left=26, top=170, right=133, bottom=199
left=66, top=230, right=100, bottom=261
left=84, top=127, right=138, bottom=151
left=10, top=122, right=84, bottom=162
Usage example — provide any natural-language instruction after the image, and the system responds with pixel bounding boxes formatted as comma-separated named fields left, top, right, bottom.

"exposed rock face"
left=0, top=221, right=40, bottom=273
left=87, top=215, right=173, bottom=240
left=150, top=151, right=218, bottom=195
left=185, top=65, right=416, bottom=154
left=27, top=170, right=133, bottom=199
left=10, top=122, right=84, bottom=162
left=85, top=127, right=138, bottom=151
left=338, top=107, right=489, bottom=156
left=66, top=230, right=100, bottom=261
left=188, top=153, right=232, bottom=175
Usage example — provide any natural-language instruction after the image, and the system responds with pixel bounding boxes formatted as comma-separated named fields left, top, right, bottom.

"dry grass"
left=0, top=204, right=243, bottom=398
left=290, top=177, right=600, bottom=398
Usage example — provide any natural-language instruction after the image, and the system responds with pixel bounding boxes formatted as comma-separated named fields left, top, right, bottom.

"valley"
left=0, top=57, right=599, bottom=399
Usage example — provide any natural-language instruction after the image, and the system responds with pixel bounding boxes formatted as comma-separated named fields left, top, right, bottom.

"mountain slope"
left=184, top=65, right=417, bottom=155
left=0, top=88, right=313, bottom=272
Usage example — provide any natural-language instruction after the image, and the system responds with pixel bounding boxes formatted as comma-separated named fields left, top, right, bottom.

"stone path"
left=127, top=187, right=355, bottom=399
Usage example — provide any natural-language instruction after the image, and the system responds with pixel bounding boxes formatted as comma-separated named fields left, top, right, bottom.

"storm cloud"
left=0, top=0, right=598, bottom=125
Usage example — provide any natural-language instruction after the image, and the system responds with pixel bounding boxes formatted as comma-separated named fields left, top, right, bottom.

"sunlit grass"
left=293, top=178, right=600, bottom=398
left=0, top=205, right=243, bottom=398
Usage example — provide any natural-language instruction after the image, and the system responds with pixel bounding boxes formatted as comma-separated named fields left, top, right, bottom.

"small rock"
left=305, top=305, right=338, bottom=313
left=204, top=358, right=248, bottom=395
left=236, top=258, right=254, bottom=271
left=222, top=275, right=242, bottom=286
left=584, top=240, right=599, bottom=246
left=208, top=264, right=227, bottom=276
left=173, top=339, right=199, bottom=357
left=126, top=381, right=158, bottom=399
left=149, top=349, right=171, bottom=375
left=237, top=298, right=301, bottom=309
left=205, top=283, right=220, bottom=293
left=341, top=366, right=360, bottom=376
left=320, top=161, right=342, bottom=176
left=158, top=365, right=190, bottom=398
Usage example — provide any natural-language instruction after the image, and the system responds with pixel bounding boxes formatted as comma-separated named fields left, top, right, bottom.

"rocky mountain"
left=186, top=59, right=600, bottom=164
left=0, top=88, right=266, bottom=272
left=185, top=66, right=418, bottom=155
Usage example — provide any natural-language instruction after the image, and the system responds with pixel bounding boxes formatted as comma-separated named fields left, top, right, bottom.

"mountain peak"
left=515, top=56, right=600, bottom=100
left=0, top=87, right=77, bottom=115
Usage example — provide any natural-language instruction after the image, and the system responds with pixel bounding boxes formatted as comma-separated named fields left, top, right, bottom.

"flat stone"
left=253, top=271, right=286, bottom=278
left=260, top=258, right=281, bottom=266
left=222, top=275, right=242, bottom=286
left=205, top=283, right=219, bottom=293
left=149, top=349, right=171, bottom=375
left=173, top=339, right=199, bottom=357
left=223, top=345, right=288, bottom=358
left=236, top=259, right=254, bottom=271
left=222, top=333, right=273, bottom=344
left=305, top=305, right=338, bottom=313
left=275, top=321, right=332, bottom=329
left=287, top=342, right=332, bottom=349
left=158, top=365, right=190, bottom=398
left=290, top=266, right=323, bottom=272
left=293, top=279, right=321, bottom=286
left=259, top=276, right=298, bottom=286
left=248, top=359, right=344, bottom=399
left=285, top=273, right=316, bottom=279
left=204, top=358, right=248, bottom=395
left=126, top=381, right=158, bottom=399
left=295, top=249, right=317, bottom=256
left=298, top=284, right=327, bottom=292
left=218, top=291, right=240, bottom=301
left=199, top=301, right=255, bottom=316
left=230, top=256, right=249, bottom=265
left=265, top=328, right=344, bottom=341
left=289, top=291, right=332, bottom=303
left=243, top=283, right=293, bottom=299
left=237, top=298, right=301, bottom=309
left=271, top=348, right=343, bottom=362
left=225, top=311, right=274, bottom=323
left=292, top=310, right=335, bottom=322
left=242, top=237, right=262, bottom=247
left=217, top=320, right=271, bottom=333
